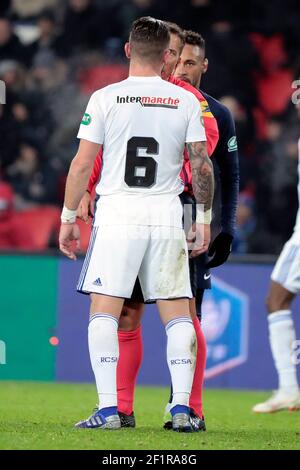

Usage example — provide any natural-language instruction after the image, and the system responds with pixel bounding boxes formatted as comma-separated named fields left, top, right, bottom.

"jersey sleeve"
left=213, top=106, right=239, bottom=236
left=185, top=94, right=207, bottom=143
left=200, top=97, right=219, bottom=157
left=77, top=91, right=105, bottom=144
left=87, top=148, right=103, bottom=193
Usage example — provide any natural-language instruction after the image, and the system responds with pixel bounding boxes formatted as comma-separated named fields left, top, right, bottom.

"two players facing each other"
left=76, top=23, right=223, bottom=431
left=59, top=17, right=214, bottom=432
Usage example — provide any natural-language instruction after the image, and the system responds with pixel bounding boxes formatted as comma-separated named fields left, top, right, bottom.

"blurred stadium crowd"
left=0, top=0, right=300, bottom=254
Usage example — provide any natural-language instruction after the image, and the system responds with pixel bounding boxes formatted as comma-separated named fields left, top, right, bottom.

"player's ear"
left=163, top=48, right=171, bottom=64
left=202, top=57, right=208, bottom=74
left=124, top=42, right=131, bottom=59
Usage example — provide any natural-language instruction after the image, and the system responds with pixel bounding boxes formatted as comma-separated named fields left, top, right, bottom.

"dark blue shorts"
left=189, top=252, right=211, bottom=296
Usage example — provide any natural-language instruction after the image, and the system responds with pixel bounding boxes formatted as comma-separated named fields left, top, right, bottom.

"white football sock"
left=166, top=317, right=196, bottom=407
left=268, top=310, right=299, bottom=394
left=88, top=313, right=119, bottom=409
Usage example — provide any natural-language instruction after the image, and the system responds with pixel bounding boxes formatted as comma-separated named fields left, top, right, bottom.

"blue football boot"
left=75, top=406, right=121, bottom=429
left=170, top=405, right=201, bottom=433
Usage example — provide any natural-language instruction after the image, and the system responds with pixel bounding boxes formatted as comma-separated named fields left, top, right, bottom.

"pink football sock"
left=189, top=317, right=207, bottom=417
left=117, top=326, right=143, bottom=415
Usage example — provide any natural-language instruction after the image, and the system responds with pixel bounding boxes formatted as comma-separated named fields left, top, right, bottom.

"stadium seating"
left=17, top=206, right=61, bottom=251
left=255, top=68, right=293, bottom=116
left=78, top=64, right=128, bottom=94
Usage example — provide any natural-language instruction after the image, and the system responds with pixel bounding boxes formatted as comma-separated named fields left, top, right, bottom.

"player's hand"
left=187, top=223, right=211, bottom=258
left=206, top=232, right=233, bottom=268
left=59, top=223, right=81, bottom=260
left=77, top=191, right=94, bottom=223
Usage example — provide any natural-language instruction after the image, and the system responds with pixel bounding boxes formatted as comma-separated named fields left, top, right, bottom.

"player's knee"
left=189, top=298, right=197, bottom=319
left=118, top=305, right=142, bottom=331
left=265, top=293, right=277, bottom=314
left=265, top=292, right=290, bottom=314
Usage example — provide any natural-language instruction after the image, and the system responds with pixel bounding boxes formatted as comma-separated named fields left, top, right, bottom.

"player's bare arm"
left=59, top=140, right=101, bottom=260
left=187, top=141, right=214, bottom=210
left=64, top=140, right=101, bottom=210
left=187, top=141, right=214, bottom=257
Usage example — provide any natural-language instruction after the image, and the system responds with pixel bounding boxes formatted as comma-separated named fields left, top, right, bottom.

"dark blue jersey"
left=201, top=91, right=239, bottom=237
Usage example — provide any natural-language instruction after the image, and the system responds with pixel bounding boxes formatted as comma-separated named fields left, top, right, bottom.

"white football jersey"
left=77, top=75, right=206, bottom=226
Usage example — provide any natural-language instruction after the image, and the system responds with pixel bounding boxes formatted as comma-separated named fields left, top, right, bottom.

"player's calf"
left=253, top=280, right=299, bottom=413
left=163, top=314, right=198, bottom=433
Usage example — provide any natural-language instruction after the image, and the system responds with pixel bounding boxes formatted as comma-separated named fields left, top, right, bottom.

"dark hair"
left=165, top=21, right=185, bottom=49
left=129, top=16, right=170, bottom=62
left=184, top=30, right=206, bottom=52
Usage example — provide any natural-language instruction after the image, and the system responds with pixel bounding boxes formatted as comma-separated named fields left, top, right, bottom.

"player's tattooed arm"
left=187, top=141, right=214, bottom=213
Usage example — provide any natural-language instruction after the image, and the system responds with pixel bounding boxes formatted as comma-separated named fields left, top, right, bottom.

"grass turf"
left=0, top=382, right=300, bottom=450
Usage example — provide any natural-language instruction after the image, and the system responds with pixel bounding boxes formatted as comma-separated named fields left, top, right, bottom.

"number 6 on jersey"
left=125, top=136, right=158, bottom=188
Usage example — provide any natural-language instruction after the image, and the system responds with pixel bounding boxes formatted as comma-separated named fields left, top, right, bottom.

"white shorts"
left=77, top=225, right=192, bottom=302
left=271, top=236, right=300, bottom=294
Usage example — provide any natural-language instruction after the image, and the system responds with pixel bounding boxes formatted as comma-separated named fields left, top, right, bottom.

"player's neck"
left=129, top=63, right=162, bottom=78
